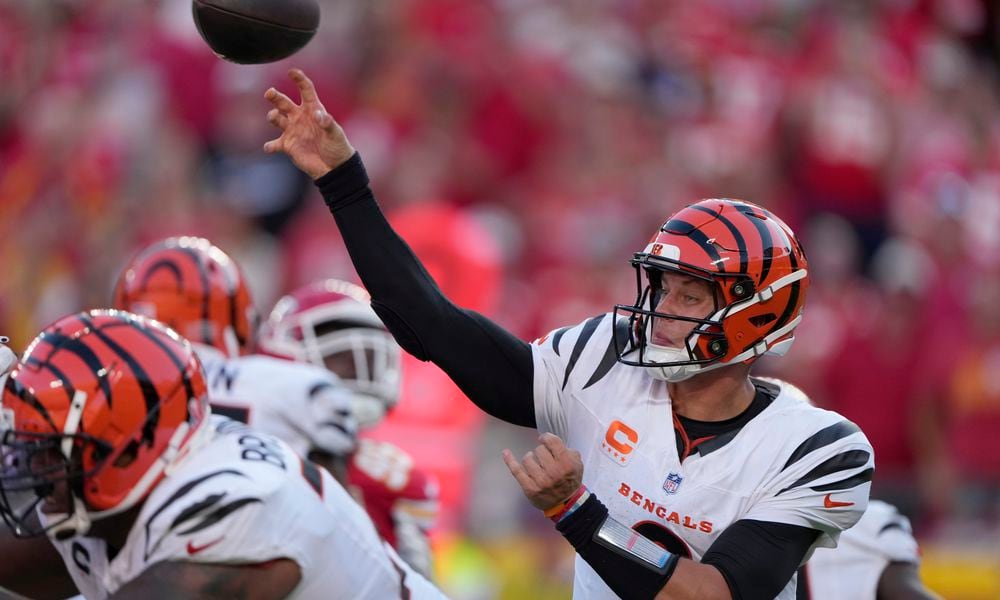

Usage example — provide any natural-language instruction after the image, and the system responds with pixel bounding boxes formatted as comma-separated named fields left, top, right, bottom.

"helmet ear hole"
left=731, top=279, right=754, bottom=300
left=113, top=440, right=141, bottom=468
left=708, top=339, right=728, bottom=356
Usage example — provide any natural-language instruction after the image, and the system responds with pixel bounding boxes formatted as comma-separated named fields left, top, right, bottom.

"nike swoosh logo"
left=824, top=493, right=854, bottom=509
left=186, top=537, right=224, bottom=555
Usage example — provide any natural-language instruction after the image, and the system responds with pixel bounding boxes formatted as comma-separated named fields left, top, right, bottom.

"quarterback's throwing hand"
left=263, top=69, right=355, bottom=180
left=503, top=433, right=584, bottom=511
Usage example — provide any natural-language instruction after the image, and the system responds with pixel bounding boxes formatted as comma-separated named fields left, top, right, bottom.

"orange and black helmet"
left=614, top=199, right=809, bottom=381
left=112, top=236, right=257, bottom=356
left=0, top=310, right=210, bottom=538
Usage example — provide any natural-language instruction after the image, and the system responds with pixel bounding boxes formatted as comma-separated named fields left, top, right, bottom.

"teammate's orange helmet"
left=0, top=310, right=210, bottom=539
left=112, top=236, right=257, bottom=357
left=614, top=199, right=809, bottom=381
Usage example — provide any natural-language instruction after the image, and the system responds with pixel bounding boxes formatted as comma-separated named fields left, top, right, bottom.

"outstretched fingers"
left=262, top=137, right=283, bottom=154
left=264, top=87, right=297, bottom=114
left=266, top=109, right=288, bottom=130
left=289, top=69, right=319, bottom=105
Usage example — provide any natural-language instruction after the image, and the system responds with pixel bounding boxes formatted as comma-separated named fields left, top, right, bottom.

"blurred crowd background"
left=2, top=0, right=1000, bottom=597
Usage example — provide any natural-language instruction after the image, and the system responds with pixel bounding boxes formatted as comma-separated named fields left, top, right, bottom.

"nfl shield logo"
left=662, top=472, right=683, bottom=495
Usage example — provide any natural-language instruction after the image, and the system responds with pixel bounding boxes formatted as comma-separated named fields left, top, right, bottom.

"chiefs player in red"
left=259, top=279, right=439, bottom=578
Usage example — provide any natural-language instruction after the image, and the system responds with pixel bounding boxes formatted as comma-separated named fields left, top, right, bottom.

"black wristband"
left=314, top=152, right=371, bottom=213
left=556, top=494, right=679, bottom=600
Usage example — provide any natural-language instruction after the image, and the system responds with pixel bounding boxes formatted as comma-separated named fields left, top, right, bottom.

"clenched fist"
left=502, top=433, right=584, bottom=511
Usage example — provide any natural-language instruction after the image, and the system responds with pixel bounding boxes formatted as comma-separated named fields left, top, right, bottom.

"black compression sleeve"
left=701, top=519, right=821, bottom=600
left=315, top=154, right=536, bottom=427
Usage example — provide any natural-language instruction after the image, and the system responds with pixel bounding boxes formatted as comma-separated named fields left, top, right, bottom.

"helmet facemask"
left=306, top=321, right=401, bottom=428
left=0, top=388, right=109, bottom=540
left=615, top=257, right=738, bottom=382
left=0, top=429, right=111, bottom=540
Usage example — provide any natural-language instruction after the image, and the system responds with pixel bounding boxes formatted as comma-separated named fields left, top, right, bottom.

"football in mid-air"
left=192, top=0, right=320, bottom=64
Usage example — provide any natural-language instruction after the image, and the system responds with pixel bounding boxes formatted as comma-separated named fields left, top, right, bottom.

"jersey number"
left=238, top=434, right=286, bottom=470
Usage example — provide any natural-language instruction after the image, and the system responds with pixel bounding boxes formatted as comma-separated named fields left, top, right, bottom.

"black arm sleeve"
left=315, top=153, right=536, bottom=427
left=701, top=519, right=821, bottom=600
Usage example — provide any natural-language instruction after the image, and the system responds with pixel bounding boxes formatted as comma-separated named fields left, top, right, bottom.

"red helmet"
left=614, top=199, right=809, bottom=381
left=0, top=310, right=210, bottom=539
left=259, top=279, right=401, bottom=427
left=112, top=236, right=257, bottom=357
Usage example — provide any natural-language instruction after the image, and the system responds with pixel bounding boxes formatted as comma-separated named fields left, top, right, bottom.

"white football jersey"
left=532, top=314, right=874, bottom=600
left=802, top=500, right=920, bottom=599
left=193, top=344, right=357, bottom=458
left=51, top=416, right=447, bottom=599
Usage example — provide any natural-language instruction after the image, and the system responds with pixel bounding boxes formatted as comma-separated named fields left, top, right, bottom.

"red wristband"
left=544, top=485, right=589, bottom=522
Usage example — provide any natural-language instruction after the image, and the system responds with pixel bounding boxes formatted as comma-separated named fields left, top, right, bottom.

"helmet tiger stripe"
left=112, top=236, right=257, bottom=356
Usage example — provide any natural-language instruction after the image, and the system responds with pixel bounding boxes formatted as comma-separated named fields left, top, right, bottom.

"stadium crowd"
left=1, top=0, right=999, bottom=597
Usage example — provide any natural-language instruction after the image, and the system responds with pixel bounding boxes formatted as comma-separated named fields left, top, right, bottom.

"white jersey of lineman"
left=532, top=314, right=874, bottom=600
left=51, top=416, right=446, bottom=599
left=803, top=500, right=920, bottom=599
left=193, top=344, right=357, bottom=458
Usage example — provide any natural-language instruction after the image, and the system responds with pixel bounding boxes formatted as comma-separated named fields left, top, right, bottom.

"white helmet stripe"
left=60, top=391, right=88, bottom=459
left=721, top=269, right=808, bottom=318
left=688, top=268, right=807, bottom=348
left=725, top=315, right=803, bottom=364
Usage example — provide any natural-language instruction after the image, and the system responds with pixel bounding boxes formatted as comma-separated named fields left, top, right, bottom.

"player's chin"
left=40, top=496, right=72, bottom=515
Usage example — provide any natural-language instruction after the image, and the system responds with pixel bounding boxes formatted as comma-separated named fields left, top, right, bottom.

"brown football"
left=192, top=0, right=320, bottom=64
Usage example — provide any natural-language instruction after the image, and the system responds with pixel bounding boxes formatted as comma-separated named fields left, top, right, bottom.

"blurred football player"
left=259, top=278, right=439, bottom=578
left=0, top=336, right=76, bottom=600
left=0, top=337, right=14, bottom=378
left=112, top=236, right=359, bottom=481
left=802, top=500, right=941, bottom=599
left=0, top=310, right=445, bottom=598
left=263, top=68, right=875, bottom=599
left=115, top=238, right=437, bottom=577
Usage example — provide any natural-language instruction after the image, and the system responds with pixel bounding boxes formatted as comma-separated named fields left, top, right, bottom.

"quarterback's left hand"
left=503, top=433, right=583, bottom=512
